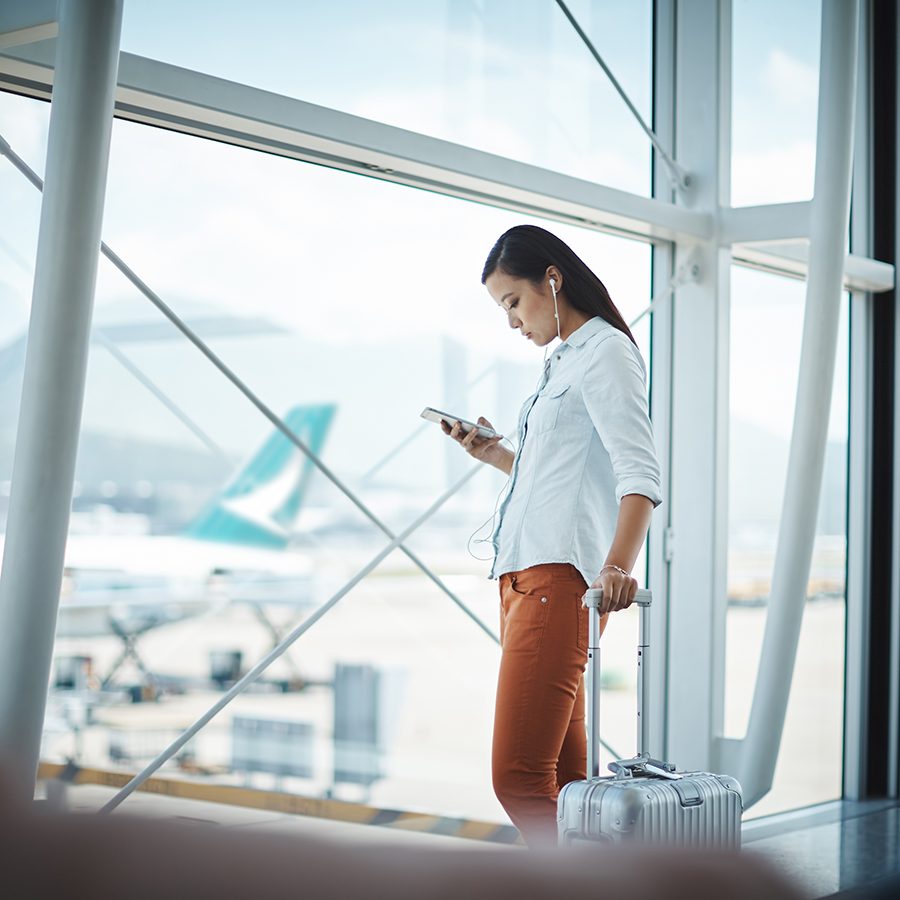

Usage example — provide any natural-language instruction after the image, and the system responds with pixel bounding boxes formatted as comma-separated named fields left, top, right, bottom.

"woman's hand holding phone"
left=441, top=416, right=512, bottom=473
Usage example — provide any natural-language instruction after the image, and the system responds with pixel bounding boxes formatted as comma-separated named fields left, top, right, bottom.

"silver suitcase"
left=557, top=588, right=743, bottom=847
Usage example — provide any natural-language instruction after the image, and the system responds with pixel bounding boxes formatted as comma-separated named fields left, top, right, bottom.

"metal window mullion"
left=664, top=0, right=731, bottom=774
left=710, top=0, right=734, bottom=754
left=844, top=0, right=874, bottom=803
left=845, top=288, right=874, bottom=802
left=647, top=0, right=676, bottom=762
left=0, top=42, right=712, bottom=244
left=890, top=0, right=900, bottom=800
left=0, top=0, right=57, bottom=50
left=0, top=41, right=894, bottom=292
left=892, top=264, right=900, bottom=803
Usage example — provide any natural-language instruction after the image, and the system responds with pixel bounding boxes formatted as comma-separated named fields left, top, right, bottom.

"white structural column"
left=728, top=0, right=860, bottom=807
left=663, top=0, right=732, bottom=773
left=0, top=0, right=123, bottom=796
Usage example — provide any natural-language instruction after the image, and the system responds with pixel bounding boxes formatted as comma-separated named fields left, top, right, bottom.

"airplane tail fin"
left=184, top=404, right=336, bottom=548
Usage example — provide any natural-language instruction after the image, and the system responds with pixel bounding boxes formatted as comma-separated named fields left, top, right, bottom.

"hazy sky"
left=117, top=0, right=653, bottom=195
left=0, top=0, right=844, bottom=475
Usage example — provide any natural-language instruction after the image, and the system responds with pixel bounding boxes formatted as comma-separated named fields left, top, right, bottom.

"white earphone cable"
left=543, top=277, right=563, bottom=367
left=466, top=434, right=517, bottom=562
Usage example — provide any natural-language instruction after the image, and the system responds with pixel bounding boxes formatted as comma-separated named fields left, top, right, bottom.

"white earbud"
left=541, top=274, right=563, bottom=365
left=549, top=275, right=561, bottom=341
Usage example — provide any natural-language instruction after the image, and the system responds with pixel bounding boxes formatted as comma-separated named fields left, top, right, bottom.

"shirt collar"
left=563, top=315, right=611, bottom=349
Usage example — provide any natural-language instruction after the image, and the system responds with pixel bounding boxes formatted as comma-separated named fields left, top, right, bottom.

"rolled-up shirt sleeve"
left=581, top=333, right=663, bottom=508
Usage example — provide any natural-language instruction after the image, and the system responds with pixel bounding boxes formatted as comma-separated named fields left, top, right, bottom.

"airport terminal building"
left=0, top=1, right=898, bottom=897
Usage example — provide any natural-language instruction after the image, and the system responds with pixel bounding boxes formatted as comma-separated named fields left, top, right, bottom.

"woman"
left=442, top=224, right=662, bottom=848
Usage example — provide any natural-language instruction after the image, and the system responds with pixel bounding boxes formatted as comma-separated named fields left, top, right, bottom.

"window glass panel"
left=0, top=93, right=653, bottom=821
left=0, top=91, right=49, bottom=527
left=731, top=0, right=821, bottom=206
left=120, top=0, right=653, bottom=196
left=726, top=265, right=847, bottom=817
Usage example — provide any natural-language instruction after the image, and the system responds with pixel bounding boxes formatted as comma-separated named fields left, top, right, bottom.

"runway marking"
left=38, top=761, right=522, bottom=845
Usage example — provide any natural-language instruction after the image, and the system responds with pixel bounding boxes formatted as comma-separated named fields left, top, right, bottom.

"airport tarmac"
left=44, top=556, right=845, bottom=826
left=49, top=782, right=508, bottom=851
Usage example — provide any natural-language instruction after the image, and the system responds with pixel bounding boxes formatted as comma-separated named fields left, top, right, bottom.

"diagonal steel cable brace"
left=629, top=252, right=701, bottom=330
left=555, top=0, right=691, bottom=194
left=0, top=131, right=499, bottom=646
left=92, top=329, right=234, bottom=470
left=359, top=362, right=498, bottom=486
left=0, top=230, right=231, bottom=467
left=99, top=470, right=479, bottom=811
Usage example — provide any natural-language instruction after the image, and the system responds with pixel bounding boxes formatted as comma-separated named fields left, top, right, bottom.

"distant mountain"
left=0, top=280, right=29, bottom=344
left=729, top=416, right=846, bottom=536
left=0, top=296, right=848, bottom=539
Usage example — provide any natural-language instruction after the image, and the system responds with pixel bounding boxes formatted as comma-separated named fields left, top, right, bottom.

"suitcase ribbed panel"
left=558, top=773, right=742, bottom=848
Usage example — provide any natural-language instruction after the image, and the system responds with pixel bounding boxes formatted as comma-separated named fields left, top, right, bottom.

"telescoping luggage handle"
left=583, top=587, right=651, bottom=779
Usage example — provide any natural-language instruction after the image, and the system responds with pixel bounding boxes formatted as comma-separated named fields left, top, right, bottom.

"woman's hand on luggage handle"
left=440, top=416, right=512, bottom=473
left=590, top=564, right=638, bottom=614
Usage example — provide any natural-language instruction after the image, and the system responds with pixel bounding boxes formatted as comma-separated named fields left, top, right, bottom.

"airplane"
left=1, top=404, right=337, bottom=689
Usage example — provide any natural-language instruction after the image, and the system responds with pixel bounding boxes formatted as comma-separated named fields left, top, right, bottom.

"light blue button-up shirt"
left=489, top=316, right=662, bottom=588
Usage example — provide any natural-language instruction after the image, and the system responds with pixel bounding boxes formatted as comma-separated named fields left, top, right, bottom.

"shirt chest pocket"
left=527, top=383, right=571, bottom=434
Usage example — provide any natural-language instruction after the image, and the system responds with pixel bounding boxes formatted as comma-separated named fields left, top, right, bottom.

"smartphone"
left=420, top=407, right=501, bottom=439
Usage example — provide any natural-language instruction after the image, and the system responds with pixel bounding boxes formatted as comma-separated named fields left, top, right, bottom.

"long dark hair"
left=481, top=224, right=636, bottom=345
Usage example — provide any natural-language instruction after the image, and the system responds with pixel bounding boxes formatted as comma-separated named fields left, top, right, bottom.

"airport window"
left=119, top=0, right=653, bottom=196
left=0, top=91, right=48, bottom=516
left=0, top=0, right=881, bottom=840
left=0, top=94, right=655, bottom=820
left=724, top=265, right=848, bottom=817
left=731, top=0, right=821, bottom=206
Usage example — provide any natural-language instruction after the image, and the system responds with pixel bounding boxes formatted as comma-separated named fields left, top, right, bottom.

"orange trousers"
left=492, top=563, right=608, bottom=849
